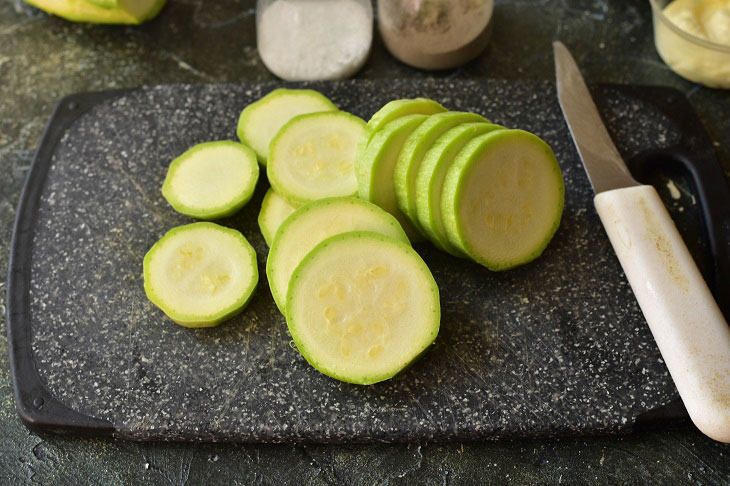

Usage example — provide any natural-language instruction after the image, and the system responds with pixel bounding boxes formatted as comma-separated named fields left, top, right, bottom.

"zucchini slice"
left=236, top=88, right=337, bottom=166
left=356, top=114, right=428, bottom=241
left=393, top=112, right=488, bottom=228
left=415, top=123, right=504, bottom=256
left=266, top=197, right=409, bottom=313
left=441, top=129, right=565, bottom=270
left=258, top=189, right=299, bottom=247
left=267, top=111, right=366, bottom=206
left=286, top=231, right=440, bottom=385
left=162, top=141, right=259, bottom=220
left=355, top=98, right=447, bottom=181
left=143, top=222, right=258, bottom=328
left=363, top=98, right=447, bottom=140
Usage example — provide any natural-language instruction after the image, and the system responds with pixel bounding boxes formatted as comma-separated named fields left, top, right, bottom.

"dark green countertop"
left=1, top=0, right=729, bottom=483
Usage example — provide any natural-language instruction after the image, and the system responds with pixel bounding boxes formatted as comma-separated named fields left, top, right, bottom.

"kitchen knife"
left=553, top=41, right=730, bottom=443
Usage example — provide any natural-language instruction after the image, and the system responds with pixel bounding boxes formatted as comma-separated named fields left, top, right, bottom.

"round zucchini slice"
left=393, top=111, right=488, bottom=227
left=441, top=129, right=565, bottom=270
left=415, top=123, right=504, bottom=256
left=266, top=197, right=409, bottom=313
left=355, top=98, right=447, bottom=181
left=257, top=189, right=299, bottom=247
left=143, top=222, right=258, bottom=328
left=286, top=231, right=440, bottom=385
left=356, top=114, right=428, bottom=241
left=161, top=141, right=259, bottom=220
left=236, top=88, right=337, bottom=166
left=267, top=111, right=366, bottom=206
left=367, top=98, right=447, bottom=132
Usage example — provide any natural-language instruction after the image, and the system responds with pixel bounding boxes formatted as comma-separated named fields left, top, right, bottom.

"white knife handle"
left=595, top=185, right=730, bottom=442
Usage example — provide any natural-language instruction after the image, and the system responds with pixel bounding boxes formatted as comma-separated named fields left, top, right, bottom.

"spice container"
left=649, top=0, right=730, bottom=89
left=256, top=0, right=373, bottom=81
left=377, top=0, right=494, bottom=70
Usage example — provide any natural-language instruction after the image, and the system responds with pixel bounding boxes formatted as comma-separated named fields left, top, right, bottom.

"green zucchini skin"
left=143, top=222, right=259, bottom=328
left=25, top=0, right=166, bottom=24
left=266, top=196, right=410, bottom=313
left=356, top=114, right=429, bottom=241
left=257, top=189, right=299, bottom=247
left=162, top=141, right=259, bottom=221
left=355, top=98, right=447, bottom=187
left=415, top=123, right=504, bottom=257
left=267, top=111, right=366, bottom=206
left=393, top=111, right=489, bottom=231
left=441, top=129, right=565, bottom=271
left=237, top=88, right=338, bottom=166
left=286, top=231, right=440, bottom=385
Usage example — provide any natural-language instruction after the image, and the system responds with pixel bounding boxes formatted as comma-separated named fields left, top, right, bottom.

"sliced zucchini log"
left=393, top=111, right=489, bottom=229
left=258, top=189, right=299, bottom=246
left=286, top=231, right=440, bottom=385
left=415, top=122, right=504, bottom=256
left=266, top=197, right=409, bottom=313
left=356, top=114, right=429, bottom=241
left=144, top=222, right=258, bottom=328
left=162, top=141, right=259, bottom=220
left=237, top=88, right=337, bottom=166
left=441, top=129, right=565, bottom=270
left=267, top=111, right=366, bottom=206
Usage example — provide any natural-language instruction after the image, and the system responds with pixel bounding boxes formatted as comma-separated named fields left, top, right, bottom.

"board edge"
left=5, top=89, right=135, bottom=437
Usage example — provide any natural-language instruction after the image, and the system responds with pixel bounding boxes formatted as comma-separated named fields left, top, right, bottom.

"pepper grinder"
left=377, top=0, right=494, bottom=70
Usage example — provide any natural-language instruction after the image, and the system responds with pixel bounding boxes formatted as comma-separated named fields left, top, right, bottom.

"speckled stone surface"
left=24, top=80, right=683, bottom=442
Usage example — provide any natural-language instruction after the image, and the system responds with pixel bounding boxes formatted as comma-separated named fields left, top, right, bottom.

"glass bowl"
left=649, top=0, right=730, bottom=89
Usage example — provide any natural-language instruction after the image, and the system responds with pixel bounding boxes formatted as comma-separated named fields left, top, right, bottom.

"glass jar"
left=377, top=0, right=494, bottom=70
left=256, top=0, right=374, bottom=81
left=649, top=0, right=730, bottom=89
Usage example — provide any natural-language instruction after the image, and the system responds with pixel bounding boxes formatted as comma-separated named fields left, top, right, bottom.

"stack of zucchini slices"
left=356, top=98, right=565, bottom=271
left=144, top=88, right=564, bottom=386
left=250, top=90, right=441, bottom=385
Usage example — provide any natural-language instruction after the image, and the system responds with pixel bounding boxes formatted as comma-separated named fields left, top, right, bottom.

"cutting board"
left=8, top=80, right=727, bottom=442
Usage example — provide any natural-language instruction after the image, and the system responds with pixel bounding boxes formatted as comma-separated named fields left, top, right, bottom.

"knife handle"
left=594, top=185, right=730, bottom=443
left=627, top=147, right=730, bottom=321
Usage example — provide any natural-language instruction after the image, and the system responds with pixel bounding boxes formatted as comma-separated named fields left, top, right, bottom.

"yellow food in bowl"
left=652, top=0, right=730, bottom=88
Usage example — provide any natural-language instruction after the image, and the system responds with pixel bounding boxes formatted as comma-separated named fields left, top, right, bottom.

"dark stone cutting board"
left=9, top=79, right=719, bottom=442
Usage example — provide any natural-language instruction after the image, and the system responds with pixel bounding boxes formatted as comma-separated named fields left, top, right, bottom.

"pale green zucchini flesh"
left=236, top=88, right=337, bottom=165
left=267, top=111, right=365, bottom=206
left=258, top=189, right=299, bottom=247
left=355, top=98, right=447, bottom=182
left=415, top=123, right=504, bottom=256
left=162, top=141, right=259, bottom=220
left=266, top=197, right=409, bottom=313
left=356, top=114, right=428, bottom=241
left=143, top=222, right=258, bottom=328
left=393, top=111, right=489, bottom=228
left=286, top=231, right=440, bottom=385
left=441, top=129, right=565, bottom=270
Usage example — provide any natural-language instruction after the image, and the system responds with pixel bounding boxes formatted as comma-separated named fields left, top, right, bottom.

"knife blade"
left=553, top=41, right=730, bottom=443
left=553, top=42, right=639, bottom=194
